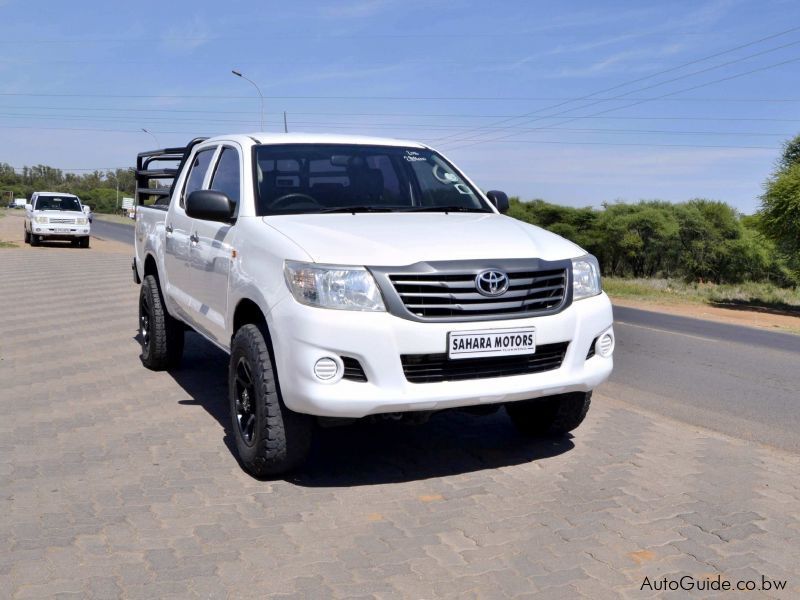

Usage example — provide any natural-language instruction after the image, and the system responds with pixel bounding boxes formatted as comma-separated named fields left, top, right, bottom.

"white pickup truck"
left=133, top=133, right=614, bottom=476
left=24, top=192, right=91, bottom=247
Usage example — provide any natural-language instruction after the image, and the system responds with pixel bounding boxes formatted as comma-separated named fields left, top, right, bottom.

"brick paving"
left=1, top=244, right=799, bottom=599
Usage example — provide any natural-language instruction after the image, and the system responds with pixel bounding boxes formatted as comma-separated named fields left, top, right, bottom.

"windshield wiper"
left=318, top=206, right=396, bottom=213
left=401, top=205, right=488, bottom=213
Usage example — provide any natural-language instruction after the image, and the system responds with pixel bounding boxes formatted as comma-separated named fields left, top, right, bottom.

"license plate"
left=55, top=228, right=70, bottom=233
left=448, top=327, right=536, bottom=360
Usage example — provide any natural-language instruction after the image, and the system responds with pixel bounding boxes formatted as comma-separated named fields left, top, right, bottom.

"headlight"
left=34, top=215, right=49, bottom=224
left=572, top=255, right=602, bottom=300
left=76, top=218, right=88, bottom=225
left=284, top=261, right=386, bottom=311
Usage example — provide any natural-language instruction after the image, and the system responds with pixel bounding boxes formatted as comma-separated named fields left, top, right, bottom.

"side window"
left=209, top=147, right=241, bottom=210
left=181, top=148, right=215, bottom=208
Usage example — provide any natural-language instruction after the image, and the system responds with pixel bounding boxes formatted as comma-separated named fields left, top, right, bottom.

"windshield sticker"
left=454, top=184, right=472, bottom=195
left=404, top=150, right=426, bottom=162
left=444, top=172, right=459, bottom=182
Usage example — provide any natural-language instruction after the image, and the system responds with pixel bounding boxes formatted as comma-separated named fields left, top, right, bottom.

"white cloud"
left=321, top=0, right=391, bottom=19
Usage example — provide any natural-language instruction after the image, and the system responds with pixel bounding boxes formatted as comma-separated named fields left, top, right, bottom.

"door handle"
left=190, top=232, right=199, bottom=244
left=165, top=223, right=174, bottom=234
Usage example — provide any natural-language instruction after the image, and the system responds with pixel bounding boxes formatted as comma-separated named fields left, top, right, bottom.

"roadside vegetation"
left=505, top=134, right=800, bottom=314
left=604, top=278, right=800, bottom=313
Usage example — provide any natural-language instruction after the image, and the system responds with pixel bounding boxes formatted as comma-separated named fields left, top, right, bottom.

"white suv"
left=25, top=192, right=91, bottom=247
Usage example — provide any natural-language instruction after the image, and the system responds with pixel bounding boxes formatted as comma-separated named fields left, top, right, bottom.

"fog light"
left=313, top=357, right=339, bottom=381
left=598, top=332, right=614, bottom=357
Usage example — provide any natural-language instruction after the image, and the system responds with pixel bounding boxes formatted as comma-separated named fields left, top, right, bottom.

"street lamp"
left=141, top=128, right=160, bottom=148
left=232, top=69, right=265, bottom=131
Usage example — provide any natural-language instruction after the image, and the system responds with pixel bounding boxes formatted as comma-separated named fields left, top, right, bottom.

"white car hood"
left=264, top=213, right=585, bottom=266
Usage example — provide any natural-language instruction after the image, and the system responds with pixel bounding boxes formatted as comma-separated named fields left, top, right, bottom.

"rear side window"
left=209, top=147, right=241, bottom=208
left=181, top=148, right=215, bottom=208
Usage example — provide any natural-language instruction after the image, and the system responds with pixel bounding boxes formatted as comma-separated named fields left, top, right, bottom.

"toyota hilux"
left=133, top=133, right=614, bottom=476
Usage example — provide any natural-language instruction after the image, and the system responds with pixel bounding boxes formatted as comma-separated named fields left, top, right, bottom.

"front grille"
left=388, top=268, right=567, bottom=320
left=401, top=342, right=569, bottom=383
left=341, top=357, right=368, bottom=382
left=50, top=218, right=76, bottom=224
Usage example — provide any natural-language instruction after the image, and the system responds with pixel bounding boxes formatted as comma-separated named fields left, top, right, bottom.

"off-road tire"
left=229, top=324, right=313, bottom=477
left=138, top=274, right=184, bottom=370
left=506, top=392, right=592, bottom=436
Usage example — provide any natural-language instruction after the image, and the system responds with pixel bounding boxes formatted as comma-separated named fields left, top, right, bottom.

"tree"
left=759, top=162, right=800, bottom=280
left=778, top=134, right=800, bottom=170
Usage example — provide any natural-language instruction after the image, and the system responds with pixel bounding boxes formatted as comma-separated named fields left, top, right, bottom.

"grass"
left=604, top=277, right=800, bottom=314
left=0, top=240, right=17, bottom=248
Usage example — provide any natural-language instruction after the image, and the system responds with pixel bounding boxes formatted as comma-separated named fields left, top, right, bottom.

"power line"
left=0, top=113, right=793, bottom=136
left=443, top=54, right=800, bottom=151
left=433, top=29, right=800, bottom=144
left=0, top=105, right=799, bottom=123
left=426, top=139, right=778, bottom=150
left=3, top=92, right=800, bottom=102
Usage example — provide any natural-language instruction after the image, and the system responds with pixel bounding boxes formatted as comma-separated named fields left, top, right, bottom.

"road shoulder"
left=611, top=296, right=800, bottom=336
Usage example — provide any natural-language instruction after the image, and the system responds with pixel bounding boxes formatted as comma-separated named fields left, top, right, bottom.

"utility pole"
left=232, top=69, right=265, bottom=130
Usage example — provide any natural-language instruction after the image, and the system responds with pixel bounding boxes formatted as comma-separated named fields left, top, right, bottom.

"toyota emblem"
left=475, top=270, right=509, bottom=297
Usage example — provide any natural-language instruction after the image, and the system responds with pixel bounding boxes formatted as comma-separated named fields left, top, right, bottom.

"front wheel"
left=30, top=233, right=39, bottom=246
left=138, top=274, right=184, bottom=370
left=24, top=229, right=30, bottom=244
left=229, top=324, right=313, bottom=477
left=80, top=236, right=90, bottom=248
left=506, top=392, right=592, bottom=436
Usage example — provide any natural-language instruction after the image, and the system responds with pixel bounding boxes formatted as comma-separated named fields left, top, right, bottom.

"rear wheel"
left=506, top=392, right=592, bottom=436
left=229, top=324, right=313, bottom=477
left=138, top=274, right=184, bottom=370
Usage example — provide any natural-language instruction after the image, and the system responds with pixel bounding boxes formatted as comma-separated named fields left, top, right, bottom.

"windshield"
left=254, top=144, right=490, bottom=215
left=34, top=196, right=81, bottom=212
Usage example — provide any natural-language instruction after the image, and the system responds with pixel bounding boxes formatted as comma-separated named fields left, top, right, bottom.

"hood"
left=264, top=213, right=584, bottom=266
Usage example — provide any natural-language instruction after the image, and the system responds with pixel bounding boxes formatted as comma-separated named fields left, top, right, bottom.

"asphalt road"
left=99, top=218, right=799, bottom=451
left=609, top=306, right=800, bottom=452
left=90, top=217, right=135, bottom=244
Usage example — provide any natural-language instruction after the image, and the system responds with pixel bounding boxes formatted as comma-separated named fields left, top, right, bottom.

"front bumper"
left=268, top=292, right=614, bottom=418
left=31, top=224, right=90, bottom=239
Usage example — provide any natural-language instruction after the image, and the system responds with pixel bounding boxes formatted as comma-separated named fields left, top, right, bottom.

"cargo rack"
left=135, top=137, right=207, bottom=208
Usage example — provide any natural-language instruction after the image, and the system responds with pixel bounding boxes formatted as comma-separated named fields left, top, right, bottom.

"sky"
left=1, top=0, right=799, bottom=213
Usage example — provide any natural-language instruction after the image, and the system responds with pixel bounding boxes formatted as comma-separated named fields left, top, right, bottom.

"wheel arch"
left=233, top=298, right=267, bottom=335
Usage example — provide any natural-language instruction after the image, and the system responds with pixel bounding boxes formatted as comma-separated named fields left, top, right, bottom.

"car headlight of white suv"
left=284, top=260, right=386, bottom=311
left=33, top=215, right=49, bottom=224
left=76, top=217, right=88, bottom=225
left=572, top=255, right=602, bottom=300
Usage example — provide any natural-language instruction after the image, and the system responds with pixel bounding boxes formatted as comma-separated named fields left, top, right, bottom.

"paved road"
left=92, top=218, right=800, bottom=452
left=90, top=217, right=135, bottom=245
left=609, top=306, right=800, bottom=453
left=1, top=246, right=799, bottom=598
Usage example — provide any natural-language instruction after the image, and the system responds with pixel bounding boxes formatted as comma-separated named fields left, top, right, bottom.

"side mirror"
left=186, top=190, right=235, bottom=222
left=25, top=204, right=33, bottom=211
left=486, top=190, right=509, bottom=214
left=83, top=205, right=91, bottom=214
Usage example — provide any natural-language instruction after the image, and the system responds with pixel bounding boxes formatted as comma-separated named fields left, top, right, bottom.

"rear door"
left=186, top=144, right=241, bottom=344
left=163, top=146, right=215, bottom=324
